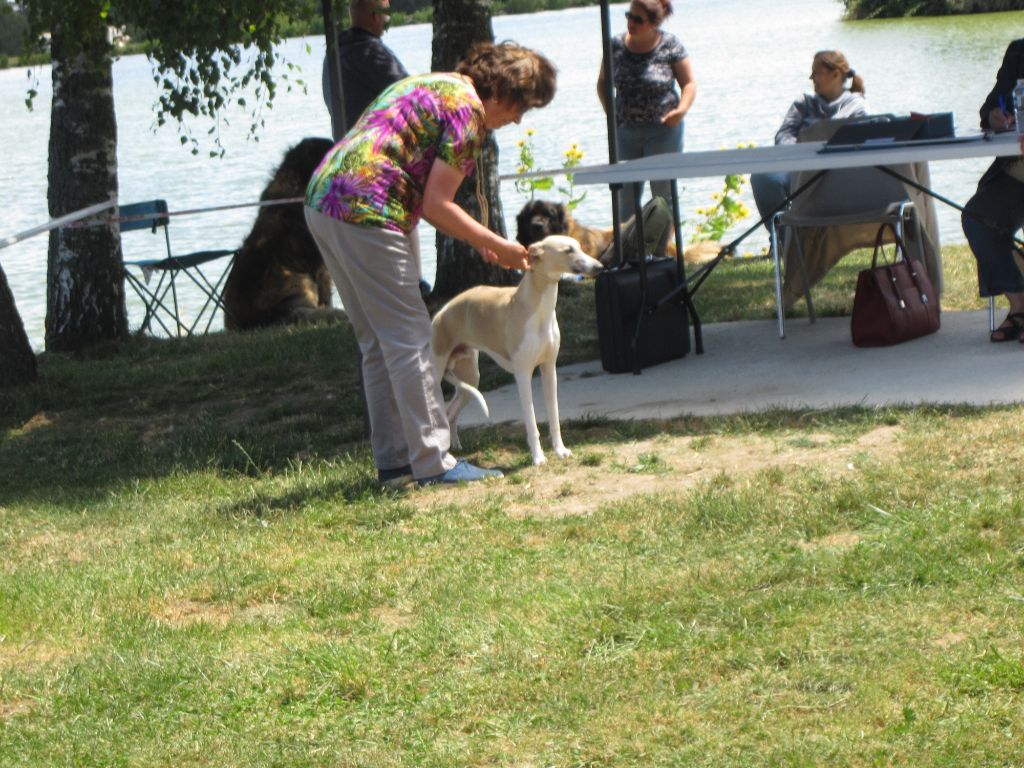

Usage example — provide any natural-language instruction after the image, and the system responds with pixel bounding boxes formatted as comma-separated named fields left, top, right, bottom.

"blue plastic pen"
left=999, top=94, right=1008, bottom=113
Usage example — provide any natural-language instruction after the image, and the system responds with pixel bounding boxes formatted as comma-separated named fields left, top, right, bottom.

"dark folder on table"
left=822, top=112, right=955, bottom=151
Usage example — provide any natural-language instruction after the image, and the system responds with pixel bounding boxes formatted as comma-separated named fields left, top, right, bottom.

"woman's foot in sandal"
left=991, top=312, right=1024, bottom=342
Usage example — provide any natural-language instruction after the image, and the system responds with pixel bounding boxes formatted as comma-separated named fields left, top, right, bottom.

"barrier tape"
left=0, top=196, right=305, bottom=253
left=66, top=196, right=307, bottom=229
left=0, top=199, right=116, bottom=252
left=2, top=159, right=584, bottom=254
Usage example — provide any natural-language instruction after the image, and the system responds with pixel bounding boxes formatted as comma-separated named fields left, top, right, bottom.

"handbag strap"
left=872, top=225, right=934, bottom=308
left=870, top=222, right=907, bottom=269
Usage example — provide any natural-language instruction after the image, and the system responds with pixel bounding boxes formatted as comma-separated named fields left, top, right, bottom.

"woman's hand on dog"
left=482, top=240, right=530, bottom=271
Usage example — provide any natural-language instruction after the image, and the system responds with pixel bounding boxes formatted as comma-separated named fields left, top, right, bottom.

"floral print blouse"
left=306, top=73, right=485, bottom=233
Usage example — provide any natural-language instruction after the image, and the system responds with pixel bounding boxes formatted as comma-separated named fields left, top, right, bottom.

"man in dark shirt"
left=322, top=0, right=409, bottom=136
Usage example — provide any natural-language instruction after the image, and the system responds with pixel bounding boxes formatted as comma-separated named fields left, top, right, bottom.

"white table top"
left=571, top=131, right=1022, bottom=185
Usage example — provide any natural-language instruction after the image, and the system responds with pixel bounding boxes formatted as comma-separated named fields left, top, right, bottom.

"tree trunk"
left=430, top=0, right=517, bottom=300
left=45, top=21, right=127, bottom=352
left=0, top=263, right=37, bottom=386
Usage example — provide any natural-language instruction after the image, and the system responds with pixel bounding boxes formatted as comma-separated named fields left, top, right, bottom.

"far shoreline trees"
left=843, top=0, right=1024, bottom=17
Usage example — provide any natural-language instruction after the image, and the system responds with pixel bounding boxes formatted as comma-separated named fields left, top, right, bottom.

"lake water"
left=2, top=0, right=1022, bottom=350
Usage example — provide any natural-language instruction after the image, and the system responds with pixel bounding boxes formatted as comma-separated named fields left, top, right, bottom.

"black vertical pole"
left=598, top=0, right=624, bottom=267
left=322, top=0, right=347, bottom=140
left=322, top=0, right=368, bottom=440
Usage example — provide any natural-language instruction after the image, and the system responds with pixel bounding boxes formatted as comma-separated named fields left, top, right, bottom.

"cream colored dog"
left=431, top=235, right=603, bottom=465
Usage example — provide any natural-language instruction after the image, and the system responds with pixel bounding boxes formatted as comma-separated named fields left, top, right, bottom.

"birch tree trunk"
left=430, top=0, right=517, bottom=300
left=0, top=264, right=37, bottom=386
left=45, top=21, right=127, bottom=352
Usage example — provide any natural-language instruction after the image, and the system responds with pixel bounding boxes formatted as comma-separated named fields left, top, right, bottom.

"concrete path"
left=459, top=309, right=1024, bottom=425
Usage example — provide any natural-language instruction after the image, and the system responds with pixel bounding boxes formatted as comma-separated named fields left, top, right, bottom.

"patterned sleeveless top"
left=611, top=32, right=688, bottom=127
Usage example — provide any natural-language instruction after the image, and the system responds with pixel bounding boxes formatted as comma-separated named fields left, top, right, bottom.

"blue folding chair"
left=121, top=199, right=236, bottom=337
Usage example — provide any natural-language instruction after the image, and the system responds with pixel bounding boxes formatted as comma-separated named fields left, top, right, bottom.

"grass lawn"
left=1, top=244, right=1022, bottom=766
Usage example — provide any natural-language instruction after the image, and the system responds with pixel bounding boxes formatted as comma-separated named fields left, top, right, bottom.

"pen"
left=999, top=95, right=1008, bottom=113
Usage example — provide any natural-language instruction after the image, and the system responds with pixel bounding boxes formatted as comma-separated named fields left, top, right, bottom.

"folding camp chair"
left=120, top=199, right=236, bottom=337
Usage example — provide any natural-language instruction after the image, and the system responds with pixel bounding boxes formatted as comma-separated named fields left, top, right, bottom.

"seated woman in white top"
left=750, top=50, right=869, bottom=229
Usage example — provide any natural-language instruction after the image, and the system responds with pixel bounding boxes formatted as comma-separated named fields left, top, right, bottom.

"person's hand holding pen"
left=989, top=95, right=1015, bottom=132
left=993, top=95, right=1024, bottom=153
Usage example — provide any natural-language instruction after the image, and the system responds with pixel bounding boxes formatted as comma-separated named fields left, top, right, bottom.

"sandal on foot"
left=990, top=312, right=1024, bottom=342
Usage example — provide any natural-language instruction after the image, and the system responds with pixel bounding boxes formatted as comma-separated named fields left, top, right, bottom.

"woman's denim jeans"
left=750, top=170, right=791, bottom=232
left=961, top=172, right=1024, bottom=297
left=616, top=122, right=683, bottom=216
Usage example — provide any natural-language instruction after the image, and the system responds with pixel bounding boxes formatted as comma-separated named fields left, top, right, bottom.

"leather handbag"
left=850, top=223, right=940, bottom=347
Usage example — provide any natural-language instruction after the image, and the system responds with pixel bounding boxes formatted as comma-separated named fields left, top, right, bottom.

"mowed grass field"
left=1, top=244, right=1022, bottom=766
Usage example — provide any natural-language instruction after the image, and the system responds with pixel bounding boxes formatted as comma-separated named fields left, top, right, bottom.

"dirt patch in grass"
left=0, top=699, right=35, bottom=721
left=796, top=532, right=863, bottom=551
left=413, top=425, right=903, bottom=518
left=152, top=597, right=235, bottom=628
left=12, top=529, right=99, bottom=567
left=152, top=596, right=290, bottom=629
left=0, top=639, right=77, bottom=673
left=370, top=606, right=415, bottom=632
left=15, top=411, right=55, bottom=434
left=237, top=602, right=292, bottom=624
left=935, top=632, right=968, bottom=648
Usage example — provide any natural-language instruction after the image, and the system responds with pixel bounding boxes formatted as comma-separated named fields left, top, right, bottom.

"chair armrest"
left=128, top=250, right=235, bottom=271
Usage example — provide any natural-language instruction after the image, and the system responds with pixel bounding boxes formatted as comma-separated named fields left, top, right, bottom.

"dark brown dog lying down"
left=515, top=199, right=720, bottom=266
left=222, top=137, right=347, bottom=331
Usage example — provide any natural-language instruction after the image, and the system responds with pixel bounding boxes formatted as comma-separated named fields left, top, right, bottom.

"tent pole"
left=599, top=0, right=624, bottom=265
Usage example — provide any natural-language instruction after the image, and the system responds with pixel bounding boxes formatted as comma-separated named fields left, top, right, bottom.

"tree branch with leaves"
left=11, top=0, right=300, bottom=354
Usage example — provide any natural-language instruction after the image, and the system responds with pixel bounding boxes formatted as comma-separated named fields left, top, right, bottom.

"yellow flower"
left=739, top=205, right=750, bottom=217
left=526, top=128, right=535, bottom=136
left=517, top=140, right=525, bottom=147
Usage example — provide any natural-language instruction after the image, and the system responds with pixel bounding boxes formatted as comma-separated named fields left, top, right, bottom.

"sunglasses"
left=624, top=11, right=648, bottom=24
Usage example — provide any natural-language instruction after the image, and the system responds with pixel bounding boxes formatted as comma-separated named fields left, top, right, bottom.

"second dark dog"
left=222, top=137, right=347, bottom=331
left=515, top=199, right=719, bottom=266
left=516, top=199, right=615, bottom=260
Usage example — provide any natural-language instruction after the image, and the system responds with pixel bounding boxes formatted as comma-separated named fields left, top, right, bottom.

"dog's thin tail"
left=444, top=370, right=490, bottom=419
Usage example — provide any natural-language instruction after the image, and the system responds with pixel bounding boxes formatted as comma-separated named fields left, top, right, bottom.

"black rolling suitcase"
left=596, top=255, right=690, bottom=373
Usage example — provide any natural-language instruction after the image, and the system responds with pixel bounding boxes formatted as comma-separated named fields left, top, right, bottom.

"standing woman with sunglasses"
left=597, top=0, right=696, bottom=214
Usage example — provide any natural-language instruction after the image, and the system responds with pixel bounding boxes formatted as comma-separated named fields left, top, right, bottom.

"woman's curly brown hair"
left=456, top=41, right=557, bottom=114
